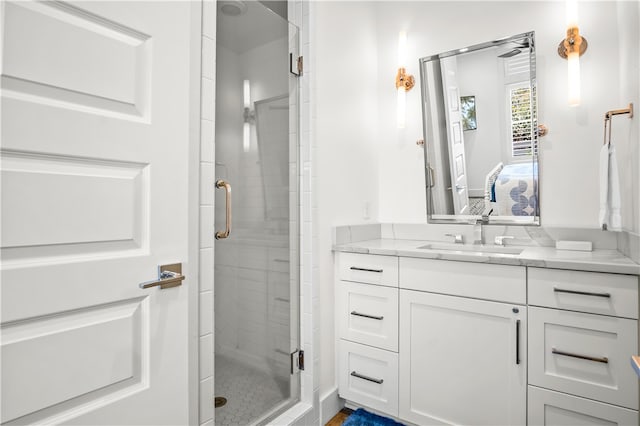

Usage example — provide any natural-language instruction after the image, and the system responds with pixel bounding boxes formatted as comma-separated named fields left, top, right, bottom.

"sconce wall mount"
left=557, top=27, right=588, bottom=59
left=395, top=67, right=415, bottom=92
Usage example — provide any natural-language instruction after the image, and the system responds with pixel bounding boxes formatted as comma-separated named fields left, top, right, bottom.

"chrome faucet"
left=445, top=233, right=464, bottom=244
left=473, top=216, right=489, bottom=245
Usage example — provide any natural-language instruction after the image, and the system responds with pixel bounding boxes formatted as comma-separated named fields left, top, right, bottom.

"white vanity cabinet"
left=335, top=251, right=639, bottom=426
left=336, top=253, right=399, bottom=415
left=398, top=258, right=527, bottom=425
left=527, top=267, right=639, bottom=425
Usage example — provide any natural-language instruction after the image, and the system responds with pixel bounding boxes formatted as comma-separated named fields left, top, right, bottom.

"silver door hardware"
left=290, top=349, right=304, bottom=374
left=215, top=179, right=232, bottom=239
left=515, top=319, right=521, bottom=365
left=351, top=371, right=383, bottom=384
left=350, top=311, right=384, bottom=320
left=349, top=266, right=383, bottom=273
left=553, top=288, right=611, bottom=298
left=552, top=348, right=609, bottom=364
left=427, top=165, right=435, bottom=188
left=139, top=263, right=185, bottom=289
left=290, top=54, right=303, bottom=76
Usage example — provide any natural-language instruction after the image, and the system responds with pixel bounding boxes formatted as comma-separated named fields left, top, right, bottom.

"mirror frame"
left=420, top=31, right=540, bottom=226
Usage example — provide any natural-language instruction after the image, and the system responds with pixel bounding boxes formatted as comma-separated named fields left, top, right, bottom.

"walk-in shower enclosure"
left=213, top=1, right=300, bottom=425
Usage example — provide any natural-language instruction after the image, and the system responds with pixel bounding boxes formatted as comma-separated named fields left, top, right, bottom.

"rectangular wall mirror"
left=420, top=31, right=539, bottom=225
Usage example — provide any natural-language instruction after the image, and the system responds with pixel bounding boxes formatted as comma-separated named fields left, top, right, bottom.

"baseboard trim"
left=320, top=387, right=344, bottom=425
left=468, top=188, right=485, bottom=198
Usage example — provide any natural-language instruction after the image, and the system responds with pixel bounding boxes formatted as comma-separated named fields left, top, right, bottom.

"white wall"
left=375, top=1, right=639, bottom=230
left=314, top=1, right=380, bottom=395
left=456, top=49, right=504, bottom=194
left=314, top=0, right=640, bottom=400
left=615, top=1, right=640, bottom=233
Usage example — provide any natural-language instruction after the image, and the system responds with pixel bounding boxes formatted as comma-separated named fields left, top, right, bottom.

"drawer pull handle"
left=350, top=266, right=383, bottom=273
left=552, top=348, right=609, bottom=364
left=350, top=311, right=384, bottom=320
left=515, top=319, right=521, bottom=365
left=553, top=288, right=611, bottom=298
left=350, top=371, right=384, bottom=384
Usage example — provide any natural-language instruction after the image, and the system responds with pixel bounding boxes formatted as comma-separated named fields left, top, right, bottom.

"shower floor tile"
left=215, top=354, right=287, bottom=426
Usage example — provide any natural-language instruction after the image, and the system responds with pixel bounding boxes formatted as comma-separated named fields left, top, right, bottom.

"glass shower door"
left=214, top=2, right=299, bottom=425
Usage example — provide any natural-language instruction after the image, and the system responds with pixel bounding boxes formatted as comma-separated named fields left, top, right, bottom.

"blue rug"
left=342, top=408, right=405, bottom=426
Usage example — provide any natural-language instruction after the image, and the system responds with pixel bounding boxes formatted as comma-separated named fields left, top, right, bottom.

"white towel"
left=599, top=143, right=622, bottom=231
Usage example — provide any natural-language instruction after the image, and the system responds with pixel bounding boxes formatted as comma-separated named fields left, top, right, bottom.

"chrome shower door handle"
left=215, top=179, right=232, bottom=240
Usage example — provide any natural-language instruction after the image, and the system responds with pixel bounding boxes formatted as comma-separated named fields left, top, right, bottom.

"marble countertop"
left=333, top=239, right=640, bottom=275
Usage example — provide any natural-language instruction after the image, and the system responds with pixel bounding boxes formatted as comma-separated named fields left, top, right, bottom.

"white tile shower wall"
left=270, top=0, right=319, bottom=425
left=214, top=240, right=292, bottom=371
left=303, top=0, right=320, bottom=424
left=200, top=1, right=215, bottom=425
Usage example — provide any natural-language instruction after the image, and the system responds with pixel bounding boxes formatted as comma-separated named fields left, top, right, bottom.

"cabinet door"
left=399, top=289, right=526, bottom=426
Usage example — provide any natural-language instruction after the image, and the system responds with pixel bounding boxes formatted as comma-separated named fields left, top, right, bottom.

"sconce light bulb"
left=397, top=86, right=406, bottom=129
left=398, top=31, right=408, bottom=68
left=243, top=79, right=251, bottom=108
left=243, top=122, right=251, bottom=152
left=566, top=0, right=579, bottom=29
left=567, top=50, right=581, bottom=106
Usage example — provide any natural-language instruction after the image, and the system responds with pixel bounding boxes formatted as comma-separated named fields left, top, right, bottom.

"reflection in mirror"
left=420, top=31, right=539, bottom=225
left=255, top=94, right=289, bottom=220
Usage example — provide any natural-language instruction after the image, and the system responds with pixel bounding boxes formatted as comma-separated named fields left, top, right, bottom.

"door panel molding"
left=1, top=297, right=150, bottom=424
left=1, top=1, right=151, bottom=121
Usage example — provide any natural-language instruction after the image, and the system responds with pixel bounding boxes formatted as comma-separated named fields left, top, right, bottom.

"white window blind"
left=509, top=83, right=537, bottom=157
left=505, top=55, right=530, bottom=78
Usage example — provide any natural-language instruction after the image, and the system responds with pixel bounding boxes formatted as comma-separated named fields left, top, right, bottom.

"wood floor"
left=325, top=408, right=353, bottom=426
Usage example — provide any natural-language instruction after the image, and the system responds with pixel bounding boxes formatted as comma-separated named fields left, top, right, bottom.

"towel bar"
left=605, top=103, right=633, bottom=120
left=603, top=103, right=633, bottom=146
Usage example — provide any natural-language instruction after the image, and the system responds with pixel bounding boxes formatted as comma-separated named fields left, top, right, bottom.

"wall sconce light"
left=396, top=31, right=415, bottom=129
left=558, top=0, right=587, bottom=106
left=243, top=79, right=254, bottom=152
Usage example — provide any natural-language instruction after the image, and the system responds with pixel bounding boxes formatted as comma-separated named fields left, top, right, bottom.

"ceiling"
left=217, top=1, right=288, bottom=54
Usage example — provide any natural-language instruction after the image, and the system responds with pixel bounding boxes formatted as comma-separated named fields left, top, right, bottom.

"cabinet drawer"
left=529, top=307, right=638, bottom=409
left=338, top=340, right=398, bottom=416
left=338, top=253, right=398, bottom=287
left=400, top=257, right=526, bottom=304
left=528, top=267, right=638, bottom=319
left=528, top=386, right=638, bottom=426
left=338, top=281, right=398, bottom=351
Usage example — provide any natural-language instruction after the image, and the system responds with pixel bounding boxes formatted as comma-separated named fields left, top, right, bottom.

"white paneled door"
left=440, top=56, right=470, bottom=215
left=1, top=1, right=195, bottom=424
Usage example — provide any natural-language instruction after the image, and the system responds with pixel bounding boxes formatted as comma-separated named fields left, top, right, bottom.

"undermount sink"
left=417, top=243, right=524, bottom=256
